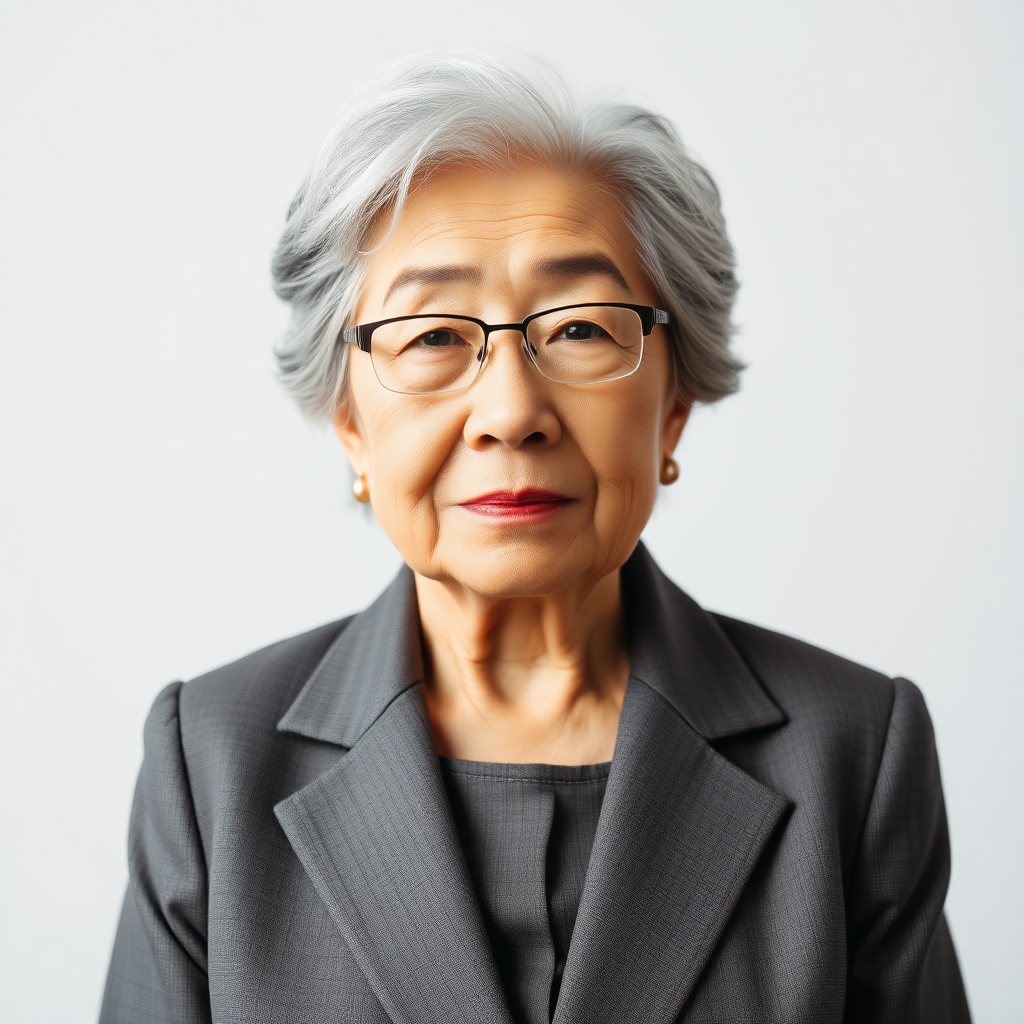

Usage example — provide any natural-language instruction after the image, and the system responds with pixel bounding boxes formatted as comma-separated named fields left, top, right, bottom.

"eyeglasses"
left=342, top=303, right=670, bottom=395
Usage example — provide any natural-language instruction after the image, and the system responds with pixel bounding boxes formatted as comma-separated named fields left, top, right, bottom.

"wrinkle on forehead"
left=357, top=162, right=651, bottom=321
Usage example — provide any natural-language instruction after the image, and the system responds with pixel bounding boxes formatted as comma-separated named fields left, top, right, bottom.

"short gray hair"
left=272, top=54, right=741, bottom=420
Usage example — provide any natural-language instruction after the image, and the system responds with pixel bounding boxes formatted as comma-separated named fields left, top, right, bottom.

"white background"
left=1, top=2, right=1021, bottom=1021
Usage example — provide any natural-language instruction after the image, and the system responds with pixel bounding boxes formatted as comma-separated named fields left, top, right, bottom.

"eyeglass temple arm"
left=643, top=308, right=670, bottom=334
left=342, top=325, right=372, bottom=352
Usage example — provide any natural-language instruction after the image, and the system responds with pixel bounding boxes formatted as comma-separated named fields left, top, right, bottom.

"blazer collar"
left=622, top=541, right=785, bottom=739
left=278, top=540, right=783, bottom=751
left=277, top=562, right=423, bottom=748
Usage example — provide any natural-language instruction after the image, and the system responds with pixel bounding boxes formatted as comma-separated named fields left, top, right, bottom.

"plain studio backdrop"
left=1, top=2, right=1021, bottom=1021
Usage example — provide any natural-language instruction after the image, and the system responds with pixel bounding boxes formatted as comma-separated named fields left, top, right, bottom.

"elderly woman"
left=100, top=56, right=969, bottom=1024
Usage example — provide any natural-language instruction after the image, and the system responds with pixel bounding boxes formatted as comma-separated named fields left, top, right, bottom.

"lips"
left=458, top=489, right=574, bottom=520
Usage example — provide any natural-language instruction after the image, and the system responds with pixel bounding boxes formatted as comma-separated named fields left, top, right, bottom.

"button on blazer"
left=100, top=543, right=970, bottom=1023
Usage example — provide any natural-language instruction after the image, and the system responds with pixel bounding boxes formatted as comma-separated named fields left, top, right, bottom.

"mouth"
left=458, top=488, right=575, bottom=521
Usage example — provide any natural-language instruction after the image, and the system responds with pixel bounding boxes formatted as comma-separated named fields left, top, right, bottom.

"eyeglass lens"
left=368, top=306, right=644, bottom=395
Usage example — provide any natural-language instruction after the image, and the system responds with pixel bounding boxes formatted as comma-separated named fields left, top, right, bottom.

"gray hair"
left=272, top=54, right=741, bottom=420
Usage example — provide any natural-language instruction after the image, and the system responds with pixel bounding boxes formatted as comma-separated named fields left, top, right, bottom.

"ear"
left=333, top=398, right=369, bottom=477
left=660, top=393, right=691, bottom=461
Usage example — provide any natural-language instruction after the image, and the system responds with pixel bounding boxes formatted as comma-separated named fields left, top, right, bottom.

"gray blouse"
left=439, top=758, right=611, bottom=1024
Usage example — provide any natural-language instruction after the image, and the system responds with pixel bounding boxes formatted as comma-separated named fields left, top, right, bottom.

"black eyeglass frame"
left=343, top=302, right=669, bottom=366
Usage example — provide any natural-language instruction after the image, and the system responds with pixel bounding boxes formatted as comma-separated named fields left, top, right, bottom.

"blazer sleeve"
left=843, top=677, right=971, bottom=1023
left=99, top=682, right=212, bottom=1024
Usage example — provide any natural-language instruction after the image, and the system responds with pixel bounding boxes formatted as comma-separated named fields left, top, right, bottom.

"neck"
left=415, top=569, right=629, bottom=764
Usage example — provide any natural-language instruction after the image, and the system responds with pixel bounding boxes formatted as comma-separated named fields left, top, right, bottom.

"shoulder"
left=708, top=611, right=942, bottom=810
left=707, top=615, right=940, bottom=855
left=706, top=615, right=926, bottom=804
left=173, top=616, right=355, bottom=751
left=626, top=544, right=902, bottom=748
left=711, top=612, right=897, bottom=736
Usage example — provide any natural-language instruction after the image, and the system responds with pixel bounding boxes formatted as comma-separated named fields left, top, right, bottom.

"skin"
left=335, top=161, right=689, bottom=764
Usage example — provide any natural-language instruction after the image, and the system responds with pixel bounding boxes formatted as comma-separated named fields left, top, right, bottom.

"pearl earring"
left=352, top=473, right=370, bottom=503
left=660, top=458, right=679, bottom=485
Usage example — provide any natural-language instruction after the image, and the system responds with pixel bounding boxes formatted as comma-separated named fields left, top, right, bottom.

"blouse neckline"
left=438, top=757, right=612, bottom=784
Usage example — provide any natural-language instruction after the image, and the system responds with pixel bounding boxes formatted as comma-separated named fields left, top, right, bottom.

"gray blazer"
left=100, top=543, right=970, bottom=1023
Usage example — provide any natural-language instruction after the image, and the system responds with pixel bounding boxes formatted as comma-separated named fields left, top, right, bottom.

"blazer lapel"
left=553, top=679, right=787, bottom=1024
left=553, top=544, right=790, bottom=1024
left=274, top=568, right=513, bottom=1024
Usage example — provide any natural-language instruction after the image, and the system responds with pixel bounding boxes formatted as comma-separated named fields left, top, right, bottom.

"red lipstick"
left=458, top=489, right=574, bottom=521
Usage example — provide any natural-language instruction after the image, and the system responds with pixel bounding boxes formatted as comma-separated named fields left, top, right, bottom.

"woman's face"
left=337, top=161, right=689, bottom=598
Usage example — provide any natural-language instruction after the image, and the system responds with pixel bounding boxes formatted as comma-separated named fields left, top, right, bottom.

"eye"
left=553, top=320, right=611, bottom=343
left=399, top=326, right=476, bottom=355
left=415, top=329, right=462, bottom=347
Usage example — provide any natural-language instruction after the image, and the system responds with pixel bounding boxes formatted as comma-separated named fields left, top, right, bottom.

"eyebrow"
left=382, top=264, right=481, bottom=307
left=533, top=253, right=631, bottom=291
left=380, top=251, right=632, bottom=310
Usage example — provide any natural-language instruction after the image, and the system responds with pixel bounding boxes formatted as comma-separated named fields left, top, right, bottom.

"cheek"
left=369, top=406, right=462, bottom=517
left=564, top=382, right=663, bottom=508
left=349, top=356, right=449, bottom=501
left=352, top=379, right=465, bottom=554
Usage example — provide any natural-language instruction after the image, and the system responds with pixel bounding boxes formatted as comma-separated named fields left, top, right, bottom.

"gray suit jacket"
left=100, top=543, right=970, bottom=1023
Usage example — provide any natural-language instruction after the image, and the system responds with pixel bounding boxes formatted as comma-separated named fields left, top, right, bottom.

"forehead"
left=357, top=161, right=652, bottom=315
left=387, top=162, right=629, bottom=245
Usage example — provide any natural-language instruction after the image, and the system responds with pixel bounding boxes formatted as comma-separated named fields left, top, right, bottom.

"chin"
left=433, top=534, right=609, bottom=599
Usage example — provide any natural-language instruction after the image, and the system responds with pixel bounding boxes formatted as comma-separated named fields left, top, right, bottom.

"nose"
left=462, top=329, right=562, bottom=451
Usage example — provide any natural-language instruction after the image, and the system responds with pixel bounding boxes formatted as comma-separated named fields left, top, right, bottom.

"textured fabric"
left=100, top=542, right=971, bottom=1023
left=440, top=759, right=609, bottom=1023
